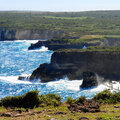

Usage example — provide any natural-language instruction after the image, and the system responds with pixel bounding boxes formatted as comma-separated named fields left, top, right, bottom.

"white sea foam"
left=15, top=39, right=48, bottom=44
left=29, top=46, right=48, bottom=52
left=47, top=77, right=83, bottom=91
left=0, top=76, right=32, bottom=84
left=46, top=76, right=120, bottom=93
left=0, top=74, right=42, bottom=84
left=0, top=74, right=120, bottom=94
left=3, top=39, right=48, bottom=44
left=14, top=40, right=39, bottom=44
left=89, top=81, right=120, bottom=93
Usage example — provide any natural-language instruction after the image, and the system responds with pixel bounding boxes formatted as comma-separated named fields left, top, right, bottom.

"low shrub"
left=75, top=96, right=86, bottom=104
left=66, top=97, right=76, bottom=105
left=22, top=90, right=40, bottom=108
left=1, top=91, right=63, bottom=108
left=39, top=93, right=62, bottom=107
left=66, top=96, right=86, bottom=105
left=93, top=89, right=120, bottom=104
left=1, top=90, right=39, bottom=109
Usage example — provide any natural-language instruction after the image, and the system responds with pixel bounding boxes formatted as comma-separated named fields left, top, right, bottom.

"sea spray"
left=28, top=46, right=48, bottom=52
left=96, top=74, right=105, bottom=85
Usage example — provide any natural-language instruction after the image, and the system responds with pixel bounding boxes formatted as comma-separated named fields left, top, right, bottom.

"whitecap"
left=47, top=77, right=83, bottom=91
left=14, top=40, right=39, bottom=44
left=0, top=76, right=32, bottom=84
left=29, top=46, right=48, bottom=52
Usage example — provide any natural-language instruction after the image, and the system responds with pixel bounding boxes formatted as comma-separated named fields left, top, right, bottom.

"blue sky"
left=0, top=0, right=120, bottom=12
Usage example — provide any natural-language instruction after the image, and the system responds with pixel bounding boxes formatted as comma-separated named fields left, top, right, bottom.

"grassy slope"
left=49, top=35, right=120, bottom=45
left=56, top=46, right=120, bottom=52
left=0, top=104, right=120, bottom=120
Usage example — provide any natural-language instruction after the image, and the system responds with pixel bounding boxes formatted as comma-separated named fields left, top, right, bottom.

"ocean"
left=0, top=40, right=119, bottom=101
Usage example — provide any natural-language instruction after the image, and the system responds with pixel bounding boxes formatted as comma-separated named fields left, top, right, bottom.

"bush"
left=1, top=96, right=23, bottom=108
left=22, top=90, right=39, bottom=108
left=66, top=97, right=76, bottom=105
left=1, top=90, right=39, bottom=109
left=39, top=93, right=62, bottom=107
left=66, top=96, right=86, bottom=105
left=75, top=96, right=86, bottom=104
left=93, top=89, right=120, bottom=104
left=45, top=93, right=62, bottom=102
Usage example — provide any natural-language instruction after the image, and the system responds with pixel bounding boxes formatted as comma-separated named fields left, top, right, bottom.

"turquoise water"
left=0, top=40, right=109, bottom=101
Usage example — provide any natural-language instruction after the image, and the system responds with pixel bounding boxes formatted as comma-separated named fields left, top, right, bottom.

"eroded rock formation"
left=28, top=40, right=99, bottom=51
left=30, top=51, right=120, bottom=83
left=80, top=72, right=98, bottom=89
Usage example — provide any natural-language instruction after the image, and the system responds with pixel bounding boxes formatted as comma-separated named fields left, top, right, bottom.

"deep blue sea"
left=0, top=40, right=118, bottom=101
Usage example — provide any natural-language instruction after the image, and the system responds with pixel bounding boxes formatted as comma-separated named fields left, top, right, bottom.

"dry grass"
left=0, top=103, right=120, bottom=120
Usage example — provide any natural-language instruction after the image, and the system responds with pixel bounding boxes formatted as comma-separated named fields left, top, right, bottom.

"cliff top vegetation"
left=1, top=11, right=120, bottom=37
left=50, top=35, right=120, bottom=44
left=0, top=90, right=120, bottom=120
left=56, top=46, right=120, bottom=52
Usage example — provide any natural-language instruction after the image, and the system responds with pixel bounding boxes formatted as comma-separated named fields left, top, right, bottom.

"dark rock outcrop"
left=18, top=76, right=29, bottom=80
left=28, top=40, right=100, bottom=51
left=30, top=51, right=120, bottom=82
left=79, top=117, right=89, bottom=120
left=68, top=99, right=100, bottom=113
left=28, top=37, right=120, bottom=51
left=80, top=72, right=98, bottom=89
left=0, top=29, right=64, bottom=41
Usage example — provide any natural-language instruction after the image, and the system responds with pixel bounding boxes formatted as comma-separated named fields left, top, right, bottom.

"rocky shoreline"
left=28, top=36, right=120, bottom=51
left=30, top=50, right=120, bottom=87
left=28, top=39, right=99, bottom=51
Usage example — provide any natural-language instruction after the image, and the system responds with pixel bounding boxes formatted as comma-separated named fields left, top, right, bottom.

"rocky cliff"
left=0, top=29, right=64, bottom=41
left=30, top=50, right=120, bottom=82
left=28, top=40, right=100, bottom=51
left=28, top=37, right=120, bottom=51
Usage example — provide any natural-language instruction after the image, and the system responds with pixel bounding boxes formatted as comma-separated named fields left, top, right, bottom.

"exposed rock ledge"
left=28, top=40, right=99, bottom=51
left=30, top=50, right=120, bottom=83
left=28, top=37, right=120, bottom=51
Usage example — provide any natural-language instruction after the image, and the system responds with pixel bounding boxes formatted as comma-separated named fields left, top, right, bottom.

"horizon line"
left=0, top=9, right=120, bottom=13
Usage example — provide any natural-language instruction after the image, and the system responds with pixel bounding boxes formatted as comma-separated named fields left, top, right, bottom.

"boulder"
left=18, top=76, right=29, bottom=80
left=80, top=72, right=98, bottom=89
left=79, top=117, right=89, bottom=120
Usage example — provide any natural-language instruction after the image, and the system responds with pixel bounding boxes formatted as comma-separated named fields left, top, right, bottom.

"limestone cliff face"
left=0, top=29, right=63, bottom=41
left=30, top=51, right=120, bottom=82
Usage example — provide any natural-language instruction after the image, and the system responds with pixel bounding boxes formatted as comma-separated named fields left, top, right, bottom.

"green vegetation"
left=1, top=90, right=39, bottom=109
left=39, top=93, right=62, bottom=107
left=1, top=90, right=120, bottom=119
left=50, top=35, right=106, bottom=44
left=66, top=96, right=76, bottom=105
left=1, top=11, right=120, bottom=37
left=44, top=16, right=87, bottom=20
left=66, top=96, right=86, bottom=105
left=3, top=89, right=120, bottom=109
left=0, top=90, right=62, bottom=109
left=49, top=35, right=120, bottom=46
left=56, top=46, right=120, bottom=52
left=93, top=89, right=120, bottom=104
left=84, top=46, right=120, bottom=52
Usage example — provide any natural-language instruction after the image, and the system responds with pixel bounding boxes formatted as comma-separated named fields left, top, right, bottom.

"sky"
left=0, top=0, right=120, bottom=12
